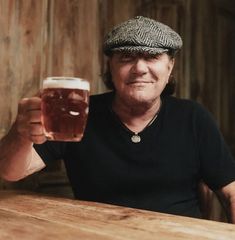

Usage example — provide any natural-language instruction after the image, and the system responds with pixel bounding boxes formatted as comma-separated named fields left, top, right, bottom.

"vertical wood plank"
left=48, top=0, right=101, bottom=94
left=0, top=0, right=50, bottom=190
left=190, top=0, right=219, bottom=115
left=0, top=0, right=16, bottom=137
left=216, top=11, right=235, bottom=154
left=0, top=0, right=49, bottom=139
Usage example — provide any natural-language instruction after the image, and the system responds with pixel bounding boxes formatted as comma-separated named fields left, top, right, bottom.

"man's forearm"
left=217, top=181, right=235, bottom=224
left=0, top=123, right=45, bottom=181
left=228, top=197, right=235, bottom=224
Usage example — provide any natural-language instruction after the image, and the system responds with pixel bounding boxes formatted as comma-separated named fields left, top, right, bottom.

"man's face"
left=109, top=52, right=175, bottom=105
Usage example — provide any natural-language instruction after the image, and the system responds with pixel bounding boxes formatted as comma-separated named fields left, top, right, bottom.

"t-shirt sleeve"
left=196, top=104, right=235, bottom=190
left=33, top=141, right=66, bottom=165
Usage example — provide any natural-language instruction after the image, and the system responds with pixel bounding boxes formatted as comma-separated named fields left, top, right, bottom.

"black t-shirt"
left=34, top=92, right=235, bottom=218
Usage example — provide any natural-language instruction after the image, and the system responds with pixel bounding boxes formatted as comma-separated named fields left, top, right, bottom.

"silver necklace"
left=130, top=111, right=159, bottom=143
left=111, top=101, right=161, bottom=144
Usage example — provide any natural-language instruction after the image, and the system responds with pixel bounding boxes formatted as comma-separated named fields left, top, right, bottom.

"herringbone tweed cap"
left=103, top=16, right=183, bottom=56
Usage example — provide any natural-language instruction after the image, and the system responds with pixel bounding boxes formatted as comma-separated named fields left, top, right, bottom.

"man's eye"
left=120, top=54, right=134, bottom=62
left=154, top=55, right=160, bottom=59
left=146, top=54, right=160, bottom=61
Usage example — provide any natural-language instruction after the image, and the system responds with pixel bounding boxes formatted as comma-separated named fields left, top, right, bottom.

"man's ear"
left=168, top=58, right=175, bottom=73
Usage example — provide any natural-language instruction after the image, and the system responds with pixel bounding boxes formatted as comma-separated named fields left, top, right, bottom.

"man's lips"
left=126, top=80, right=153, bottom=85
left=126, top=78, right=154, bottom=84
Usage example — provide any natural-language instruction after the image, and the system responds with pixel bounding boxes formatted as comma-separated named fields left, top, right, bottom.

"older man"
left=1, top=16, right=235, bottom=221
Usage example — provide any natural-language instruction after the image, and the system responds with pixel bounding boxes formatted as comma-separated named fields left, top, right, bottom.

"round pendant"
left=131, top=134, right=141, bottom=143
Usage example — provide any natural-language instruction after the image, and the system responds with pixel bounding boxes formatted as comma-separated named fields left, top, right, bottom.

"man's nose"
left=130, top=58, right=148, bottom=75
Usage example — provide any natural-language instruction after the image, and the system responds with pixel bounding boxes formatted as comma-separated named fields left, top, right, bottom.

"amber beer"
left=41, top=77, right=90, bottom=141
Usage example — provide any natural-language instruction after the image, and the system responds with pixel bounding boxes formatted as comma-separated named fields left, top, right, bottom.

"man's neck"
left=112, top=96, right=161, bottom=133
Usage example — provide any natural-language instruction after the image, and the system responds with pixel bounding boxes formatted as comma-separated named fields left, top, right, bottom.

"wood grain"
left=48, top=0, right=101, bottom=93
left=0, top=0, right=47, bottom=138
left=0, top=191, right=235, bottom=240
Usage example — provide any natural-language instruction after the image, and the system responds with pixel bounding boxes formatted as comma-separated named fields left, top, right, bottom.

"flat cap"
left=103, top=16, right=183, bottom=56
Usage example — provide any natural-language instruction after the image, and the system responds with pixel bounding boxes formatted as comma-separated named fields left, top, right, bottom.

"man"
left=1, top=16, right=235, bottom=221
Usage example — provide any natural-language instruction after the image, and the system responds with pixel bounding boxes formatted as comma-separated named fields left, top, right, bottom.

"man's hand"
left=0, top=96, right=46, bottom=181
left=15, top=97, right=46, bottom=144
left=217, top=181, right=235, bottom=223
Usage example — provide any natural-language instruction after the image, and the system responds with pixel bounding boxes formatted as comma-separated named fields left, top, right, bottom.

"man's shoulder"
left=163, top=96, right=211, bottom=120
left=89, top=91, right=114, bottom=112
left=164, top=96, right=204, bottom=111
left=90, top=91, right=113, bottom=102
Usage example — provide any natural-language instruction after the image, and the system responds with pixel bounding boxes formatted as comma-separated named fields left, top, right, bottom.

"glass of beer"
left=41, top=77, right=90, bottom=141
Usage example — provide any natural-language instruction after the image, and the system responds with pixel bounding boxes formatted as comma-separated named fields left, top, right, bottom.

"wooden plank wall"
left=0, top=0, right=235, bottom=222
left=0, top=0, right=101, bottom=141
left=0, top=0, right=46, bottom=138
left=48, top=0, right=101, bottom=91
left=0, top=0, right=102, bottom=195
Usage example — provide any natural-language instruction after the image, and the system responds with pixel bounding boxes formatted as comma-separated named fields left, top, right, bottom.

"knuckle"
left=18, top=98, right=29, bottom=113
left=26, top=97, right=42, bottom=111
left=28, top=97, right=41, bottom=105
left=30, top=135, right=46, bottom=144
left=18, top=97, right=42, bottom=115
left=29, top=123, right=44, bottom=135
left=28, top=110, right=42, bottom=122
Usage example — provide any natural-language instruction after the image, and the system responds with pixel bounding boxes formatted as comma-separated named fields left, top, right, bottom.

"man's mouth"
left=126, top=79, right=153, bottom=85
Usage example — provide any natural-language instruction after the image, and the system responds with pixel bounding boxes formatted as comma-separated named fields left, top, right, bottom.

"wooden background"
left=0, top=0, right=235, bottom=222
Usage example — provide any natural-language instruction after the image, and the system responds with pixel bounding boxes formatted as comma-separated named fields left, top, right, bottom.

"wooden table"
left=0, top=191, right=235, bottom=239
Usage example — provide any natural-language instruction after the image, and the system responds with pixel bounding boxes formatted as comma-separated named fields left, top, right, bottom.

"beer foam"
left=43, top=77, right=90, bottom=90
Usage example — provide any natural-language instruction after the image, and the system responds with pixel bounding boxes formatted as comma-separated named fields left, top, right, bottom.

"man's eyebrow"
left=120, top=52, right=134, bottom=56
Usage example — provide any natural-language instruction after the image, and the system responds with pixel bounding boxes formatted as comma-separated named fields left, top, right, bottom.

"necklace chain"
left=131, top=109, right=160, bottom=143
left=111, top=100, right=161, bottom=143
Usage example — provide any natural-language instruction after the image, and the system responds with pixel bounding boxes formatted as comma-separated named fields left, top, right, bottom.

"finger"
left=29, top=123, right=44, bottom=136
left=18, top=98, right=29, bottom=114
left=29, top=135, right=47, bottom=144
left=27, top=97, right=42, bottom=111
left=27, top=110, right=42, bottom=123
left=29, top=123, right=47, bottom=144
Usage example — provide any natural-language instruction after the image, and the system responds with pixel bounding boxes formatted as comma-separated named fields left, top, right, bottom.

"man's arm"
left=0, top=97, right=46, bottom=181
left=216, top=181, right=235, bottom=223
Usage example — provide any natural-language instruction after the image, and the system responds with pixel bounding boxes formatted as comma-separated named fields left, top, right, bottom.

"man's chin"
left=127, top=93, right=153, bottom=104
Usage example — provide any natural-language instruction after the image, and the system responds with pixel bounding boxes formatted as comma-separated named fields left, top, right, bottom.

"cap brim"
left=104, top=46, right=168, bottom=56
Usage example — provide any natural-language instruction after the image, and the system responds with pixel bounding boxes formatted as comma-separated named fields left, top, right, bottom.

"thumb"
left=17, top=98, right=29, bottom=115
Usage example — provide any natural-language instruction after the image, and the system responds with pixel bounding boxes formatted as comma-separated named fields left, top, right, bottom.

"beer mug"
left=41, top=77, right=90, bottom=141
